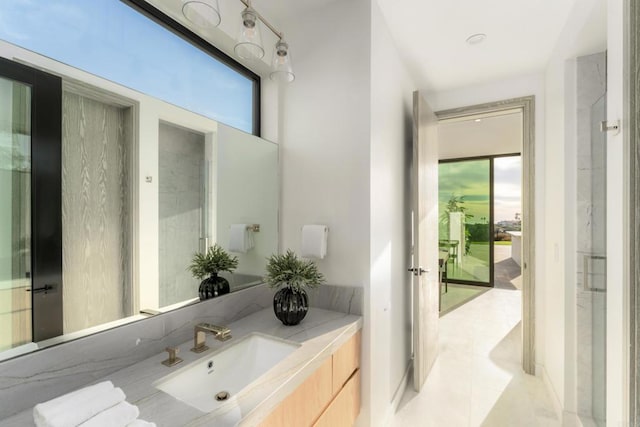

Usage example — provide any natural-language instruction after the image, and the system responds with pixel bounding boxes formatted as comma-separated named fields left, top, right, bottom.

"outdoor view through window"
left=438, top=155, right=521, bottom=285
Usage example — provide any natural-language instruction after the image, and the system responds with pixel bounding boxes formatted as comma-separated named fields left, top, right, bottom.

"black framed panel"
left=0, top=57, right=63, bottom=342
left=438, top=152, right=521, bottom=288
left=122, top=0, right=262, bottom=136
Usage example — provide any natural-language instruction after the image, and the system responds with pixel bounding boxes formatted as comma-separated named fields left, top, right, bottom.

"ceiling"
left=438, top=112, right=522, bottom=160
left=376, top=0, right=579, bottom=91
left=147, top=0, right=605, bottom=93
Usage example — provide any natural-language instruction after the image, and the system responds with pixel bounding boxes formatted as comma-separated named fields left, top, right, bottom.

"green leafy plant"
left=440, top=194, right=474, bottom=255
left=189, top=244, right=239, bottom=279
left=264, top=250, right=325, bottom=292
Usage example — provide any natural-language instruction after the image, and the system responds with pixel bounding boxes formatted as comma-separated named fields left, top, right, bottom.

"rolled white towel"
left=79, top=401, right=139, bottom=427
left=126, top=420, right=157, bottom=427
left=33, top=381, right=125, bottom=427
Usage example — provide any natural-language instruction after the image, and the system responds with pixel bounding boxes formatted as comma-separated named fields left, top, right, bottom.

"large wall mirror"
left=0, top=1, right=277, bottom=361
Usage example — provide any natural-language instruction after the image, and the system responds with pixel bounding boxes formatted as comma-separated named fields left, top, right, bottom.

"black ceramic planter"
left=198, top=274, right=230, bottom=300
left=273, top=287, right=309, bottom=326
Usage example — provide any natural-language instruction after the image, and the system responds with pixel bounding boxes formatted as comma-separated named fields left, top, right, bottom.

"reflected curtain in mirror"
left=0, top=77, right=32, bottom=352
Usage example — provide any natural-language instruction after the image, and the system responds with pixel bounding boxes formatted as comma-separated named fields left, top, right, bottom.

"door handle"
left=408, top=267, right=430, bottom=276
left=26, top=284, right=56, bottom=294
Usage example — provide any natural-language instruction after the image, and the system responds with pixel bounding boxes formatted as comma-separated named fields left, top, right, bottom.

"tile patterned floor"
left=391, top=289, right=561, bottom=427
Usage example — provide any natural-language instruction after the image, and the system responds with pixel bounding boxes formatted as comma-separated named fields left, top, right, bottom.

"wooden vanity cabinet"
left=259, top=331, right=361, bottom=427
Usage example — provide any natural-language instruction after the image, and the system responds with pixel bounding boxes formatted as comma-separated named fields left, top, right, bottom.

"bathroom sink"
left=154, top=333, right=299, bottom=413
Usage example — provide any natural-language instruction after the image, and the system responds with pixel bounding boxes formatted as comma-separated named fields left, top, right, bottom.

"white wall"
left=279, top=1, right=371, bottom=286
left=370, top=0, right=416, bottom=418
left=276, top=4, right=373, bottom=424
left=276, top=0, right=423, bottom=424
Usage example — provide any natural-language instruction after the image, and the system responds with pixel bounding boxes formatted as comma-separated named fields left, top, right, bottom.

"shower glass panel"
left=438, top=159, right=491, bottom=284
left=587, top=94, right=606, bottom=426
left=576, top=52, right=606, bottom=427
left=0, top=77, right=32, bottom=351
left=158, top=123, right=208, bottom=308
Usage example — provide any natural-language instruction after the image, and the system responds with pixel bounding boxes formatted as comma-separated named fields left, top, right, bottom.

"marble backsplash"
left=309, top=284, right=363, bottom=316
left=0, top=283, right=362, bottom=419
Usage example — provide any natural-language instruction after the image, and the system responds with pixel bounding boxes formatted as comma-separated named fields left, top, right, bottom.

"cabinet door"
left=314, top=370, right=361, bottom=427
left=259, top=357, right=333, bottom=427
left=332, top=331, right=361, bottom=394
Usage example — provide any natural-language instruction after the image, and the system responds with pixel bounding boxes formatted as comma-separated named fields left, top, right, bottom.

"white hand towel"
left=301, top=225, right=328, bottom=259
left=229, top=224, right=254, bottom=253
left=79, top=401, right=139, bottom=427
left=33, top=381, right=125, bottom=427
left=126, top=420, right=157, bottom=427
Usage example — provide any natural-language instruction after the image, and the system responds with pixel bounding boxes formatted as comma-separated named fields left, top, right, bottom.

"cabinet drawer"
left=259, top=357, right=333, bottom=427
left=332, top=331, right=361, bottom=395
left=314, top=369, right=361, bottom=427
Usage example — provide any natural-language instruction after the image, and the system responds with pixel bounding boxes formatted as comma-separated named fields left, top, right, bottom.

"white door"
left=411, top=91, right=439, bottom=392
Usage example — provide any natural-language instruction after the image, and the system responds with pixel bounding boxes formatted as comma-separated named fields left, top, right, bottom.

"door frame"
left=435, top=96, right=536, bottom=374
left=629, top=0, right=639, bottom=422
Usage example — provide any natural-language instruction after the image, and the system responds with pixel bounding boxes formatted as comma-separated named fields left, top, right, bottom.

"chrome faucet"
left=191, top=323, right=232, bottom=353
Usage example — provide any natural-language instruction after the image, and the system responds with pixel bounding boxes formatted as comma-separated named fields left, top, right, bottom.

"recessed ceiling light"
left=475, top=119, right=482, bottom=122
left=466, top=33, right=487, bottom=45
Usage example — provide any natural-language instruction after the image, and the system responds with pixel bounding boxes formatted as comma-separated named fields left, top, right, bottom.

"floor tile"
left=391, top=289, right=561, bottom=427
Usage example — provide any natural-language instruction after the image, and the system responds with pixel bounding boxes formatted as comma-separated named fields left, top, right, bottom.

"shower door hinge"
left=600, top=120, right=620, bottom=135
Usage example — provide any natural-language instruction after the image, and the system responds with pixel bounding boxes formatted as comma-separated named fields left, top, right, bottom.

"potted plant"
left=189, top=244, right=239, bottom=300
left=264, top=250, right=325, bottom=326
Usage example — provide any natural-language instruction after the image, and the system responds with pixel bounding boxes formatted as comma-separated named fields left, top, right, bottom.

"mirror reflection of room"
left=0, top=0, right=278, bottom=360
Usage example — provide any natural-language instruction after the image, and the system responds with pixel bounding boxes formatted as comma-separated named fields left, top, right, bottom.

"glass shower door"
left=576, top=51, right=607, bottom=427
left=0, top=77, right=32, bottom=352
left=585, top=94, right=607, bottom=426
left=158, top=122, right=208, bottom=308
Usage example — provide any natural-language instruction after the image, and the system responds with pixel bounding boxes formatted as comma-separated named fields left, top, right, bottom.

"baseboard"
left=538, top=363, right=564, bottom=422
left=386, top=361, right=412, bottom=423
left=562, top=411, right=583, bottom=427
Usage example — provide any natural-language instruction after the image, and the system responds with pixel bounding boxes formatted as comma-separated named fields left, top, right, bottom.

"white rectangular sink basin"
left=154, top=333, right=299, bottom=413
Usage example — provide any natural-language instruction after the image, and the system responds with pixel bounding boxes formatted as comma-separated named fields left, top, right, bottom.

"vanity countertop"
left=0, top=307, right=362, bottom=427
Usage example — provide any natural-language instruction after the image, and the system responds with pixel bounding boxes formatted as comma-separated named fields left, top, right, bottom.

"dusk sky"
left=439, top=156, right=521, bottom=225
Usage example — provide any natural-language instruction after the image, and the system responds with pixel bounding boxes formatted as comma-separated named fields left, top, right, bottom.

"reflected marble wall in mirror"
left=0, top=40, right=278, bottom=361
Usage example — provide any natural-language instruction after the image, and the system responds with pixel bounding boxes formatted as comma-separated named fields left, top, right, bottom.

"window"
left=0, top=0, right=259, bottom=134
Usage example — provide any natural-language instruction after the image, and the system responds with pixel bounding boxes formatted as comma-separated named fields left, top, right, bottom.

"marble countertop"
left=1, top=308, right=362, bottom=427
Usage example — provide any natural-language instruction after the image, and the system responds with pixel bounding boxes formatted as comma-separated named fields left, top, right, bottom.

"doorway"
left=436, top=96, right=535, bottom=374
left=0, top=57, right=138, bottom=353
left=0, top=57, right=63, bottom=347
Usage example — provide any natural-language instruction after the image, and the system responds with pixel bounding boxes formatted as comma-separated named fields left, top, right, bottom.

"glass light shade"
left=182, top=0, right=221, bottom=28
left=234, top=8, right=265, bottom=60
left=270, top=40, right=295, bottom=82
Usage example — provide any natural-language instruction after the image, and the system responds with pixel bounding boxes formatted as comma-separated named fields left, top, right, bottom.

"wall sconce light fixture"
left=183, top=0, right=295, bottom=82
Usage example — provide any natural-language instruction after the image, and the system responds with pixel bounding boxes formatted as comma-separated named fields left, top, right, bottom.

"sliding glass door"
left=438, top=159, right=492, bottom=284
left=0, top=58, right=63, bottom=346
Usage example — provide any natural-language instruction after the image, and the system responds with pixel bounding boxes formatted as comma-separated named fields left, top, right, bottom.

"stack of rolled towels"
left=33, top=381, right=156, bottom=427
